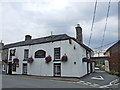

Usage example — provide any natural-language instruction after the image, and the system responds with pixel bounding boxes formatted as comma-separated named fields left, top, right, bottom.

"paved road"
left=79, top=70, right=119, bottom=89
left=2, top=75, right=94, bottom=88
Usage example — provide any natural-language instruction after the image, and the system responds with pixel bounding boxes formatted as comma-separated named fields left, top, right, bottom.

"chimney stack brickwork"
left=75, top=24, right=83, bottom=43
left=0, top=41, right=4, bottom=50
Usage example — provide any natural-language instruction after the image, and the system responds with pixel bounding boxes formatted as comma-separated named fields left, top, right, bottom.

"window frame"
left=54, top=47, right=61, bottom=60
left=12, top=63, right=16, bottom=72
left=24, top=49, right=29, bottom=59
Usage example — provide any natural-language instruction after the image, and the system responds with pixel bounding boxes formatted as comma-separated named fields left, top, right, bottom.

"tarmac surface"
left=79, top=70, right=119, bottom=89
left=2, top=74, right=95, bottom=88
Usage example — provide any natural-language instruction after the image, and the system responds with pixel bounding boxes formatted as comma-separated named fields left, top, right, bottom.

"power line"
left=88, top=0, right=97, bottom=46
left=100, top=0, right=111, bottom=49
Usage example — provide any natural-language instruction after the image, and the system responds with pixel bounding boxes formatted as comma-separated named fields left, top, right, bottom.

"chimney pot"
left=77, top=24, right=80, bottom=27
left=25, top=35, right=32, bottom=41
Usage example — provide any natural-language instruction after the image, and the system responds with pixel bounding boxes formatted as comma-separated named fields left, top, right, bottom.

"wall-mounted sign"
left=35, top=50, right=46, bottom=58
left=10, top=49, right=16, bottom=56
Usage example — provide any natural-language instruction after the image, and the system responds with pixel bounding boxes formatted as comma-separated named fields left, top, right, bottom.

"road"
left=80, top=71, right=118, bottom=86
left=2, top=75, right=94, bottom=88
left=79, top=70, right=119, bottom=89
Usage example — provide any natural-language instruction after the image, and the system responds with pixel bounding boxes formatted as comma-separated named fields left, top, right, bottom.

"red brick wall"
left=108, top=45, right=119, bottom=73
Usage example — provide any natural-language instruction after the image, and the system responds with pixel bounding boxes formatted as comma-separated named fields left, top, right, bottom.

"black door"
left=87, top=62, right=90, bottom=74
left=90, top=63, right=93, bottom=73
left=23, top=63, right=27, bottom=75
left=8, top=62, right=12, bottom=75
left=54, top=63, right=61, bottom=77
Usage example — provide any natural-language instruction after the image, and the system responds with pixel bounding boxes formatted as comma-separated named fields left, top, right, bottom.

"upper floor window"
left=24, top=49, right=29, bottom=59
left=54, top=47, right=61, bottom=60
left=35, top=50, right=46, bottom=58
left=86, top=50, right=89, bottom=58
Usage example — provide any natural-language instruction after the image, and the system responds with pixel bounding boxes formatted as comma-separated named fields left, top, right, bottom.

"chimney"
left=0, top=40, right=4, bottom=50
left=25, top=35, right=32, bottom=41
left=75, top=24, right=83, bottom=43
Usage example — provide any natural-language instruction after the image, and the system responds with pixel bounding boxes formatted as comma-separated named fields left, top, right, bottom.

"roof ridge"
left=3, top=34, right=92, bottom=51
left=4, top=34, right=68, bottom=45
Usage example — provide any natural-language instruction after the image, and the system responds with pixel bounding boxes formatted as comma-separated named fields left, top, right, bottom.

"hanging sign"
left=10, top=49, right=16, bottom=56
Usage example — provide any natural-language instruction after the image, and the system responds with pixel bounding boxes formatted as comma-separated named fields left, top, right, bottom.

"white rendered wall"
left=8, top=39, right=91, bottom=77
left=0, top=51, right=1, bottom=61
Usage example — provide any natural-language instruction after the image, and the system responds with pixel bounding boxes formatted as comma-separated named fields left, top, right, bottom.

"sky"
left=0, top=0, right=119, bottom=50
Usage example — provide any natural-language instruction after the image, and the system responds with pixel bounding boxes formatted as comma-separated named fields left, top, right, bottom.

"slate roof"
left=3, top=34, right=92, bottom=51
left=105, top=40, right=120, bottom=53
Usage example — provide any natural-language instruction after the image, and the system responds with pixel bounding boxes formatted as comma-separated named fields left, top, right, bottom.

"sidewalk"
left=5, top=74, right=80, bottom=82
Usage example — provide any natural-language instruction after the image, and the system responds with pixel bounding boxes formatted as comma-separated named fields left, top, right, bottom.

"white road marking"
left=91, top=75, right=104, bottom=80
left=86, top=82, right=92, bottom=85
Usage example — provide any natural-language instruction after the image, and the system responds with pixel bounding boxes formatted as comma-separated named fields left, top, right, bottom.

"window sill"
left=53, top=60, right=61, bottom=62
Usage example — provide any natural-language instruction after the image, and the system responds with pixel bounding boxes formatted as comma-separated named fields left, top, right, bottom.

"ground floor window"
left=12, top=63, right=16, bottom=72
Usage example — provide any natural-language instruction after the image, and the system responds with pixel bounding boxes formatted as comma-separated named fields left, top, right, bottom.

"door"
left=23, top=63, right=27, bottom=75
left=8, top=62, right=12, bottom=75
left=87, top=62, right=90, bottom=74
left=90, top=63, right=93, bottom=73
left=54, top=63, right=61, bottom=77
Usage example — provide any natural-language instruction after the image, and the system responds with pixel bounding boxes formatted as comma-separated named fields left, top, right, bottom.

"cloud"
left=1, top=1, right=118, bottom=50
left=0, top=3, right=2, bottom=41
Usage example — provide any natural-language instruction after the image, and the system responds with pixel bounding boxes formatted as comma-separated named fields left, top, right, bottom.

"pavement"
left=7, top=74, right=81, bottom=82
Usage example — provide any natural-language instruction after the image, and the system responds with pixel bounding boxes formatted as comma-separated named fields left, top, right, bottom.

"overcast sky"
left=0, top=0, right=118, bottom=50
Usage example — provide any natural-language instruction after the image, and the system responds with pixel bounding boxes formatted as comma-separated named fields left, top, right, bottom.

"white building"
left=3, top=24, right=95, bottom=77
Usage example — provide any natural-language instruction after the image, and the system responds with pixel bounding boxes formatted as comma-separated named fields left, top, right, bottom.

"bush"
left=96, top=65, right=105, bottom=71
left=108, top=70, right=119, bottom=76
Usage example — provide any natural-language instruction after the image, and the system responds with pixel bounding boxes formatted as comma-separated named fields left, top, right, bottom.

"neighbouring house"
left=0, top=41, right=4, bottom=67
left=93, top=50, right=106, bottom=66
left=0, top=41, right=2, bottom=62
left=3, top=24, right=95, bottom=77
left=2, top=48, right=8, bottom=74
left=104, top=40, right=120, bottom=75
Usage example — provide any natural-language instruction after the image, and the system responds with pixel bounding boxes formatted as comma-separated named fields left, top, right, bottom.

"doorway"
left=54, top=63, right=61, bottom=77
left=8, top=62, right=12, bottom=75
left=90, top=63, right=93, bottom=73
left=23, top=63, right=27, bottom=75
left=87, top=62, right=90, bottom=74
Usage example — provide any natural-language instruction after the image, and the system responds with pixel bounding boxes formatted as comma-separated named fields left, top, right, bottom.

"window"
left=12, top=63, right=16, bottom=72
left=54, top=47, right=60, bottom=60
left=24, top=49, right=29, bottom=59
left=86, top=50, right=89, bottom=58
left=35, top=50, right=46, bottom=58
